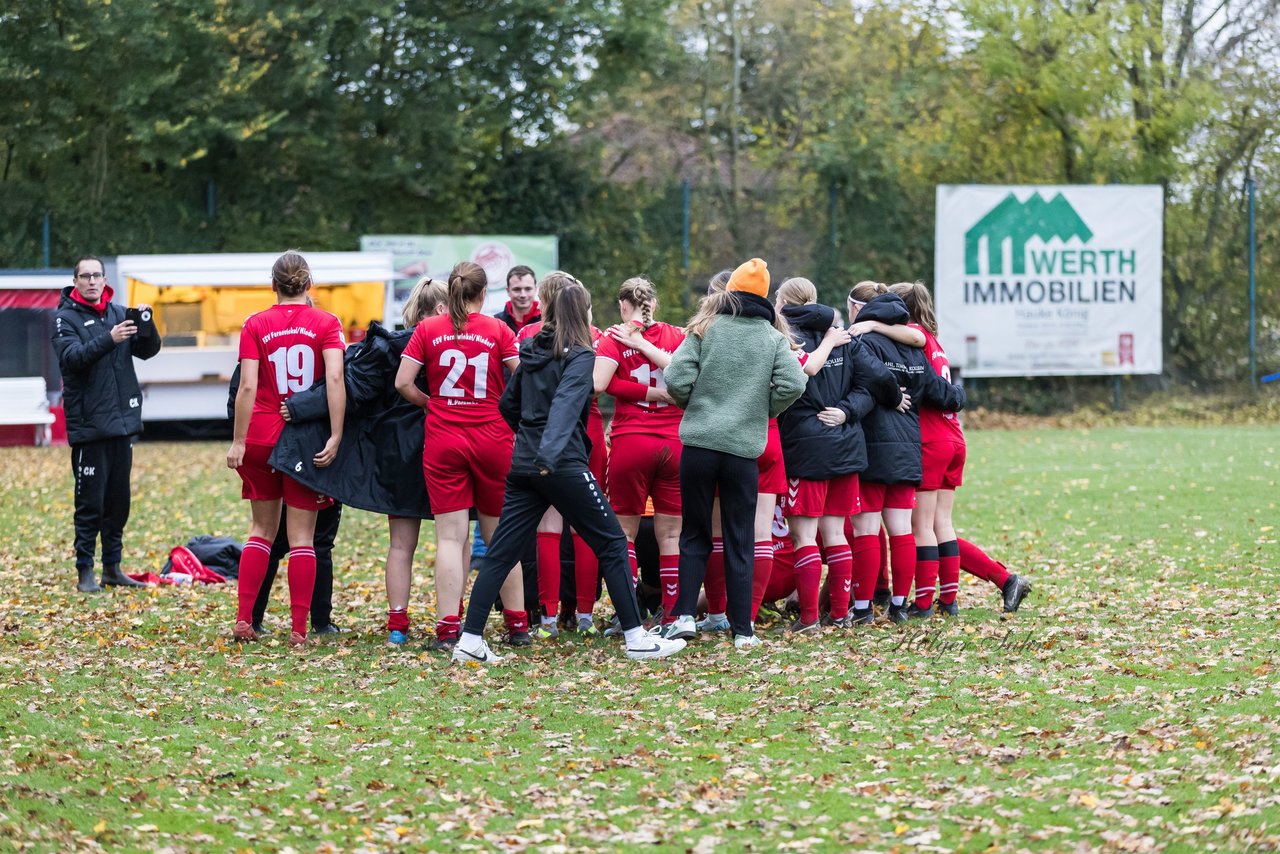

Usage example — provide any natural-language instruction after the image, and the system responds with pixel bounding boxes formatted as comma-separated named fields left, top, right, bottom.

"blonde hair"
left=403, top=276, right=448, bottom=327
left=538, top=270, right=583, bottom=310
left=447, top=261, right=487, bottom=335
left=618, top=276, right=657, bottom=326
left=849, top=280, right=887, bottom=303
left=889, top=281, right=937, bottom=333
left=776, top=276, right=817, bottom=306
left=707, top=269, right=732, bottom=294
left=272, top=250, right=311, bottom=297
left=685, top=289, right=800, bottom=350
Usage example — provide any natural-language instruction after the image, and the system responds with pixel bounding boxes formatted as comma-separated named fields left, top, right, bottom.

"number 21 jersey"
left=238, top=303, right=346, bottom=446
left=401, top=312, right=518, bottom=428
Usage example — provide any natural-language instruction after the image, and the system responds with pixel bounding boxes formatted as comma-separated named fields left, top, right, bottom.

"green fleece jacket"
left=665, top=313, right=807, bottom=459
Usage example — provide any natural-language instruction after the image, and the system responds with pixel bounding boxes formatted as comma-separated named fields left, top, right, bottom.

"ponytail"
left=447, top=261, right=487, bottom=335
left=618, top=276, right=657, bottom=327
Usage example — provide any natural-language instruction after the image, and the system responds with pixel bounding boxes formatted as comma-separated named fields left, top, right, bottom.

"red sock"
left=704, top=537, right=726, bottom=614
left=236, top=536, right=272, bottom=624
left=794, top=545, right=822, bottom=624
left=436, top=614, right=460, bottom=641
left=938, top=540, right=960, bottom=605
left=286, top=546, right=316, bottom=637
left=572, top=533, right=599, bottom=615
left=387, top=608, right=410, bottom=633
left=889, top=534, right=916, bottom=600
left=876, top=527, right=891, bottom=597
left=959, top=538, right=1010, bottom=588
left=659, top=554, right=680, bottom=622
left=749, top=541, right=775, bottom=622
left=627, top=541, right=639, bottom=587
left=536, top=532, right=561, bottom=617
left=850, top=534, right=880, bottom=605
left=503, top=609, right=529, bottom=634
left=914, top=546, right=939, bottom=610
left=824, top=543, right=853, bottom=620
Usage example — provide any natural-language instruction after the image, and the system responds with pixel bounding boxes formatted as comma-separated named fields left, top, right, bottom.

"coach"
left=494, top=265, right=540, bottom=333
left=52, top=255, right=161, bottom=593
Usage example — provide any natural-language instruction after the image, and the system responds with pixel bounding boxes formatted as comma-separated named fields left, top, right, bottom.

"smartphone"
left=125, top=307, right=152, bottom=325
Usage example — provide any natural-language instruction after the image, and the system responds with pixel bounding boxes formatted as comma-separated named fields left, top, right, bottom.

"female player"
left=593, top=277, right=686, bottom=624
left=227, top=251, right=346, bottom=649
left=516, top=271, right=609, bottom=636
left=847, top=282, right=963, bottom=622
left=776, top=277, right=904, bottom=631
left=884, top=282, right=1032, bottom=615
left=662, top=258, right=808, bottom=648
left=394, top=261, right=528, bottom=651
left=453, top=286, right=686, bottom=664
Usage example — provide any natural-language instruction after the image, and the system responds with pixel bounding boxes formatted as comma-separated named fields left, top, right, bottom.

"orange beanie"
left=727, top=258, right=770, bottom=298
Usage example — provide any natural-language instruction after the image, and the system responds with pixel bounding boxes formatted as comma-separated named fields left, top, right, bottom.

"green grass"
left=1, top=427, right=1278, bottom=851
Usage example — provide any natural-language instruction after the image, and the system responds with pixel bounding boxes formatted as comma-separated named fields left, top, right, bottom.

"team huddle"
left=227, top=251, right=1031, bottom=663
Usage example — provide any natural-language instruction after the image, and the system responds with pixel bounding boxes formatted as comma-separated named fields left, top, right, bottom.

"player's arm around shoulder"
left=663, top=334, right=701, bottom=409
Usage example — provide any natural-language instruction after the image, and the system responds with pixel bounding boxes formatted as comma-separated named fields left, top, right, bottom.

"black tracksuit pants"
left=70, top=436, right=133, bottom=571
left=675, top=445, right=759, bottom=638
left=463, top=469, right=642, bottom=636
left=252, top=502, right=343, bottom=629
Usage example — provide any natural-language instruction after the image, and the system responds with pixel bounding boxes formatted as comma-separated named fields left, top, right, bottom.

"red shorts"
left=588, top=412, right=608, bottom=487
left=607, top=432, right=682, bottom=516
left=757, top=421, right=787, bottom=495
left=860, top=481, right=917, bottom=513
left=784, top=473, right=860, bottom=518
left=920, top=440, right=965, bottom=491
left=237, top=442, right=333, bottom=510
left=424, top=420, right=513, bottom=517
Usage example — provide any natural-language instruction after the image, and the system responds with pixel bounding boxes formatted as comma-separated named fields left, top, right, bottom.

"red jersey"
left=913, top=323, right=965, bottom=445
left=401, top=312, right=518, bottom=428
left=596, top=322, right=685, bottom=439
left=238, top=303, right=346, bottom=447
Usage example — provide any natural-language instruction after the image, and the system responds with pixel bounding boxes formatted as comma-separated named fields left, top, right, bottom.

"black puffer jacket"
left=499, top=330, right=595, bottom=475
left=776, top=303, right=903, bottom=481
left=250, top=322, right=431, bottom=518
left=856, top=294, right=965, bottom=484
left=52, top=287, right=161, bottom=444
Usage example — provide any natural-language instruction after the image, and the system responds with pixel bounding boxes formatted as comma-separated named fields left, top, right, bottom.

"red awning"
left=0, top=290, right=59, bottom=310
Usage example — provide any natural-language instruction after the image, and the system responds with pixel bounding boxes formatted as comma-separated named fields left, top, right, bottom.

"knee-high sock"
left=938, top=540, right=961, bottom=605
left=824, top=544, right=853, bottom=620
left=958, top=537, right=1010, bottom=588
left=286, top=547, right=317, bottom=637
left=387, top=608, right=410, bottom=633
left=536, top=532, right=561, bottom=617
left=914, top=545, right=940, bottom=610
left=659, top=554, right=680, bottom=621
left=850, top=534, right=881, bottom=607
left=877, top=527, right=891, bottom=594
left=749, top=541, right=775, bottom=621
left=704, top=537, right=726, bottom=614
left=794, top=545, right=822, bottom=624
left=572, top=533, right=599, bottom=616
left=236, top=536, right=272, bottom=625
left=627, top=541, right=639, bottom=587
left=889, top=534, right=916, bottom=600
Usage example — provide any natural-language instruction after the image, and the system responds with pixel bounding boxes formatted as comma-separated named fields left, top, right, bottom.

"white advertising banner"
left=934, top=185, right=1163, bottom=377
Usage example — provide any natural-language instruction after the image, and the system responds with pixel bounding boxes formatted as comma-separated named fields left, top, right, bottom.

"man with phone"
left=52, top=255, right=162, bottom=592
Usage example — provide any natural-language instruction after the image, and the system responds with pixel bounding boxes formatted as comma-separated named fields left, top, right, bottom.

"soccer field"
left=0, top=426, right=1277, bottom=851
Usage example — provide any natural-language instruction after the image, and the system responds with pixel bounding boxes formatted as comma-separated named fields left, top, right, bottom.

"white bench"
left=0, top=377, right=55, bottom=445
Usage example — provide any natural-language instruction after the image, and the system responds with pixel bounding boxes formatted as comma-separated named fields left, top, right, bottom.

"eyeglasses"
left=76, top=272, right=106, bottom=282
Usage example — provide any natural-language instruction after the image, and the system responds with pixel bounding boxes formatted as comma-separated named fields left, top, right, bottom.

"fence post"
left=1247, top=177, right=1257, bottom=392
left=42, top=212, right=51, bottom=268
left=681, top=180, right=691, bottom=273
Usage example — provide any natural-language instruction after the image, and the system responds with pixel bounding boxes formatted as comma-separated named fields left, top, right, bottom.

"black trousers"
left=70, top=436, right=133, bottom=570
left=675, top=445, right=759, bottom=637
left=252, top=502, right=343, bottom=629
left=463, top=469, right=642, bottom=636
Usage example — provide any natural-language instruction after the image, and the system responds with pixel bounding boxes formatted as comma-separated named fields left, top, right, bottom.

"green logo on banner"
left=965, top=192, right=1093, bottom=275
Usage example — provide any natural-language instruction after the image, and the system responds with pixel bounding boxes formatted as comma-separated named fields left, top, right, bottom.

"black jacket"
left=856, top=294, right=965, bottom=484
left=499, top=330, right=595, bottom=476
left=52, top=287, right=161, bottom=444
left=226, top=322, right=431, bottom=518
left=776, top=304, right=902, bottom=481
left=494, top=303, right=541, bottom=334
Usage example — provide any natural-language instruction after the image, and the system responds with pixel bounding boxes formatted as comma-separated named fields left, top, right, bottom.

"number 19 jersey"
left=401, top=312, right=518, bottom=428
left=238, top=303, right=346, bottom=447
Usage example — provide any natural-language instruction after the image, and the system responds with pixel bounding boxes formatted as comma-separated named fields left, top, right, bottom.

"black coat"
left=856, top=294, right=965, bottom=485
left=776, top=304, right=902, bottom=481
left=499, top=331, right=595, bottom=476
left=52, top=287, right=161, bottom=444
left=225, top=322, right=430, bottom=518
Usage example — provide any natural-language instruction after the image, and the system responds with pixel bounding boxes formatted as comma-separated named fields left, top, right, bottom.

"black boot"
left=76, top=566, right=102, bottom=594
left=1001, top=574, right=1032, bottom=613
left=101, top=563, right=145, bottom=588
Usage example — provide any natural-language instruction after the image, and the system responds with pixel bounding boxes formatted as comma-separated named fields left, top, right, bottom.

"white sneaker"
left=734, top=634, right=763, bottom=651
left=626, top=635, right=687, bottom=661
left=451, top=638, right=503, bottom=665
left=662, top=614, right=697, bottom=640
left=695, top=613, right=731, bottom=633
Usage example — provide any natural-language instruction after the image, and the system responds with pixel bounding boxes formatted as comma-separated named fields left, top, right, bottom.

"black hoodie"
left=499, top=329, right=595, bottom=475
left=855, top=293, right=965, bottom=484
left=776, top=303, right=902, bottom=481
